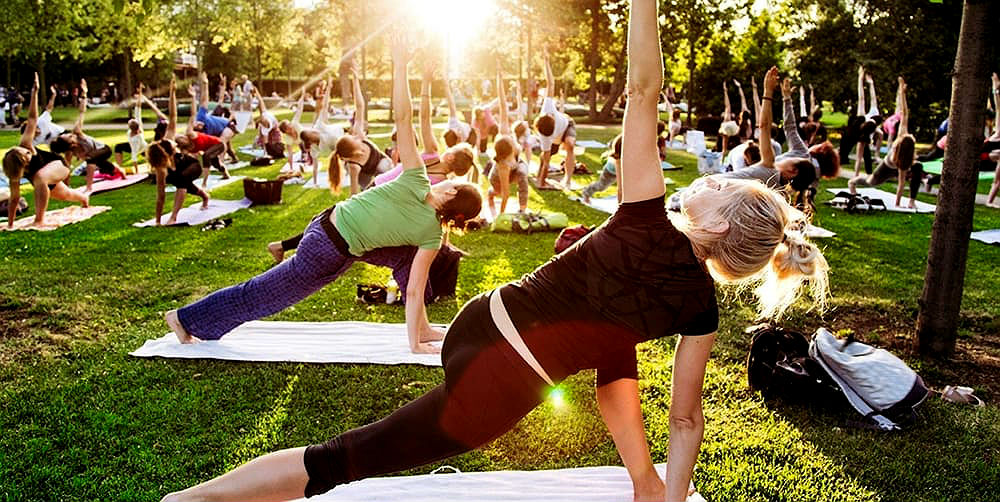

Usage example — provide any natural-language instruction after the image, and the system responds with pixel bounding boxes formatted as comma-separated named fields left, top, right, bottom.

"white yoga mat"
left=825, top=188, right=936, bottom=214
left=166, top=175, right=245, bottom=193
left=479, top=196, right=523, bottom=223
left=576, top=139, right=607, bottom=149
left=303, top=172, right=353, bottom=189
left=224, top=160, right=251, bottom=170
left=130, top=320, right=444, bottom=366
left=238, top=145, right=266, bottom=157
left=299, top=464, right=706, bottom=502
left=234, top=111, right=254, bottom=134
left=971, top=229, right=1000, bottom=245
left=132, top=198, right=253, bottom=227
left=574, top=195, right=618, bottom=214
left=805, top=224, right=836, bottom=239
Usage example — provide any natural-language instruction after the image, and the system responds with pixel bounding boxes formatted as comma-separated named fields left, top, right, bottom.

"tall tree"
left=660, top=0, right=745, bottom=123
left=915, top=0, right=996, bottom=357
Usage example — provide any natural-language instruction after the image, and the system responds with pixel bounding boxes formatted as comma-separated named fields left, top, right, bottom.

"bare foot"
left=165, top=310, right=198, bottom=344
left=582, top=194, right=591, bottom=204
left=81, top=192, right=90, bottom=208
left=165, top=218, right=177, bottom=226
left=267, top=241, right=285, bottom=263
left=987, top=201, right=1000, bottom=209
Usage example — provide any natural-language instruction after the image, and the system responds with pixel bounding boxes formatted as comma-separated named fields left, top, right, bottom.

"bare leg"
left=988, top=161, right=1000, bottom=208
left=167, top=189, right=187, bottom=225
left=50, top=182, right=89, bottom=207
left=114, top=151, right=125, bottom=167
left=31, top=181, right=51, bottom=226
left=537, top=150, right=551, bottom=187
left=854, top=143, right=864, bottom=176
left=562, top=137, right=577, bottom=187
left=197, top=187, right=211, bottom=209
left=161, top=446, right=309, bottom=502
left=487, top=187, right=498, bottom=217
left=85, top=164, right=96, bottom=192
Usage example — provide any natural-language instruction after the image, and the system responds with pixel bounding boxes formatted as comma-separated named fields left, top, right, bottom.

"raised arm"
left=752, top=76, right=761, bottom=130
left=291, top=89, right=305, bottom=125
left=809, top=84, right=816, bottom=118
left=45, top=85, right=57, bottom=113
left=544, top=51, right=555, bottom=102
left=420, top=57, right=438, bottom=154
left=758, top=68, right=779, bottom=168
left=993, top=73, right=1000, bottom=136
left=142, top=93, right=168, bottom=122
left=72, top=79, right=88, bottom=135
left=317, top=76, right=333, bottom=124
left=186, top=84, right=199, bottom=134
left=497, top=69, right=511, bottom=135
left=444, top=76, right=459, bottom=120
left=619, top=0, right=664, bottom=204
left=866, top=73, right=879, bottom=116
left=165, top=77, right=177, bottom=141
left=390, top=34, right=422, bottom=172
left=18, top=73, right=39, bottom=149
left=217, top=74, right=227, bottom=107
left=735, top=79, right=749, bottom=113
left=723, top=81, right=732, bottom=120
left=781, top=77, right=808, bottom=157
left=351, top=69, right=366, bottom=137
left=897, top=76, right=909, bottom=137
left=199, top=72, right=210, bottom=110
left=856, top=65, right=866, bottom=116
left=799, top=85, right=807, bottom=117
left=133, top=83, right=145, bottom=132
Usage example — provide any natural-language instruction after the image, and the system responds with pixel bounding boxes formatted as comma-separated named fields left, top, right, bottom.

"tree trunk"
left=596, top=41, right=628, bottom=123
left=38, top=57, right=47, bottom=108
left=122, top=49, right=133, bottom=105
left=915, top=0, right=995, bottom=357
left=587, top=0, right=600, bottom=120
left=256, top=45, right=262, bottom=87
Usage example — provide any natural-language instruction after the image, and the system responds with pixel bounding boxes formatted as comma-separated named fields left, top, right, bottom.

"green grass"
left=1, top=119, right=998, bottom=502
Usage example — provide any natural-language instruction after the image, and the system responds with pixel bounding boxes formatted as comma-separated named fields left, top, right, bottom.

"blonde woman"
left=161, top=7, right=828, bottom=502
left=328, top=68, right=392, bottom=194
left=3, top=74, right=89, bottom=229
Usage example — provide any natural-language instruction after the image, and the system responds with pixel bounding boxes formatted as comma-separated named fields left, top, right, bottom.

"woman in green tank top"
left=165, top=42, right=482, bottom=355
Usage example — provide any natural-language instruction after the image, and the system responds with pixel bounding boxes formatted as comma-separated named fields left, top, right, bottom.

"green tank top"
left=334, top=167, right=443, bottom=256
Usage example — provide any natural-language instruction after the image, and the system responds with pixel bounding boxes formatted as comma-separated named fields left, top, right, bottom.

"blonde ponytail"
left=756, top=230, right=829, bottom=319
left=328, top=152, right=342, bottom=195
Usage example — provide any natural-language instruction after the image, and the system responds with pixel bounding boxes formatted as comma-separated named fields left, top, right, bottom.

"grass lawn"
left=1, top=116, right=998, bottom=502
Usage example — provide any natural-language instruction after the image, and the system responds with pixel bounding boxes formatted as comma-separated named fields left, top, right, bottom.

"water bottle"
left=386, top=279, right=399, bottom=304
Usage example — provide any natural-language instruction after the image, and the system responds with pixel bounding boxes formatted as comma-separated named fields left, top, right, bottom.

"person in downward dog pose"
left=534, top=52, right=578, bottom=189
left=849, top=77, right=924, bottom=209
left=329, top=68, right=392, bottom=194
left=485, top=68, right=531, bottom=217
left=166, top=36, right=482, bottom=356
left=161, top=7, right=829, bottom=502
left=145, top=78, right=211, bottom=226
left=50, top=80, right=125, bottom=192
left=3, top=74, right=89, bottom=229
left=581, top=133, right=622, bottom=204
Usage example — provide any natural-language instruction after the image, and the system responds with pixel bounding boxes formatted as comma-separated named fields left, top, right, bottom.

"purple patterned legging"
left=177, top=214, right=427, bottom=340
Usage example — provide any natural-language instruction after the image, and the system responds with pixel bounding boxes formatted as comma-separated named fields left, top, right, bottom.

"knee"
left=302, top=438, right=349, bottom=497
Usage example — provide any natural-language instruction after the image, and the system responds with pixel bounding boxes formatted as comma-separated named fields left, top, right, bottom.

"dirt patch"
left=792, top=301, right=1000, bottom=402
left=0, top=298, right=91, bottom=366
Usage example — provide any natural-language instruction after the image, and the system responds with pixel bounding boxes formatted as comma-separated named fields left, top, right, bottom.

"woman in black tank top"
left=2, top=73, right=89, bottom=229
left=143, top=78, right=211, bottom=226
left=326, top=67, right=392, bottom=195
left=161, top=10, right=830, bottom=502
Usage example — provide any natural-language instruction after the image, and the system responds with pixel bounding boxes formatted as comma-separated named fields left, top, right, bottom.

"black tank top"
left=25, top=149, right=66, bottom=181
left=359, top=139, right=388, bottom=176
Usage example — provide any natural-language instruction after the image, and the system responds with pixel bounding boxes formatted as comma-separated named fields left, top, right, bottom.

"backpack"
left=809, top=328, right=929, bottom=431
left=746, top=324, right=840, bottom=402
left=554, top=224, right=594, bottom=254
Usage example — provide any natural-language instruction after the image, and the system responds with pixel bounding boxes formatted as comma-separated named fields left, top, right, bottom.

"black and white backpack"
left=808, top=328, right=929, bottom=431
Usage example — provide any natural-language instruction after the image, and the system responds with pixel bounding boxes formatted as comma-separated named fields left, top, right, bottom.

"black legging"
left=202, top=143, right=226, bottom=173
left=302, top=294, right=547, bottom=497
left=88, top=146, right=117, bottom=175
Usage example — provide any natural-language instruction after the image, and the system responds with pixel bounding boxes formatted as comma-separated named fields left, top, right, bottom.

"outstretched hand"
left=390, top=30, right=416, bottom=65
left=733, top=79, right=742, bottom=88
left=33, top=73, right=39, bottom=91
left=781, top=77, right=794, bottom=98
left=80, top=78, right=88, bottom=95
left=992, top=72, right=999, bottom=90
left=169, top=76, right=176, bottom=93
left=763, top=67, right=779, bottom=95
left=752, top=75, right=757, bottom=89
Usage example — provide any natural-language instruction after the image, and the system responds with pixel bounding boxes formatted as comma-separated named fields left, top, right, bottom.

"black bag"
left=746, top=324, right=839, bottom=402
left=0, top=197, right=28, bottom=218
left=428, top=244, right=462, bottom=299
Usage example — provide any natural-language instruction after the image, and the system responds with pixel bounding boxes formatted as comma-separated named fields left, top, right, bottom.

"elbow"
left=669, top=413, right=704, bottom=434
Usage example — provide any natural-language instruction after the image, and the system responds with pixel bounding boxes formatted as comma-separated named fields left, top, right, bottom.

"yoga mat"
left=971, top=229, right=1000, bottom=245
left=573, top=195, right=618, bottom=214
left=132, top=198, right=252, bottom=227
left=662, top=161, right=680, bottom=171
left=826, top=188, right=936, bottom=214
left=224, top=160, right=251, bottom=170
left=234, top=111, right=253, bottom=134
left=479, top=196, right=523, bottom=223
left=921, top=159, right=995, bottom=180
left=299, top=464, right=707, bottom=502
left=89, top=173, right=149, bottom=195
left=130, top=320, right=444, bottom=366
left=805, top=224, right=836, bottom=239
left=576, top=139, right=607, bottom=149
left=3, top=205, right=110, bottom=231
left=303, top=172, right=352, bottom=189
left=166, top=175, right=245, bottom=193
left=237, top=146, right=266, bottom=157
